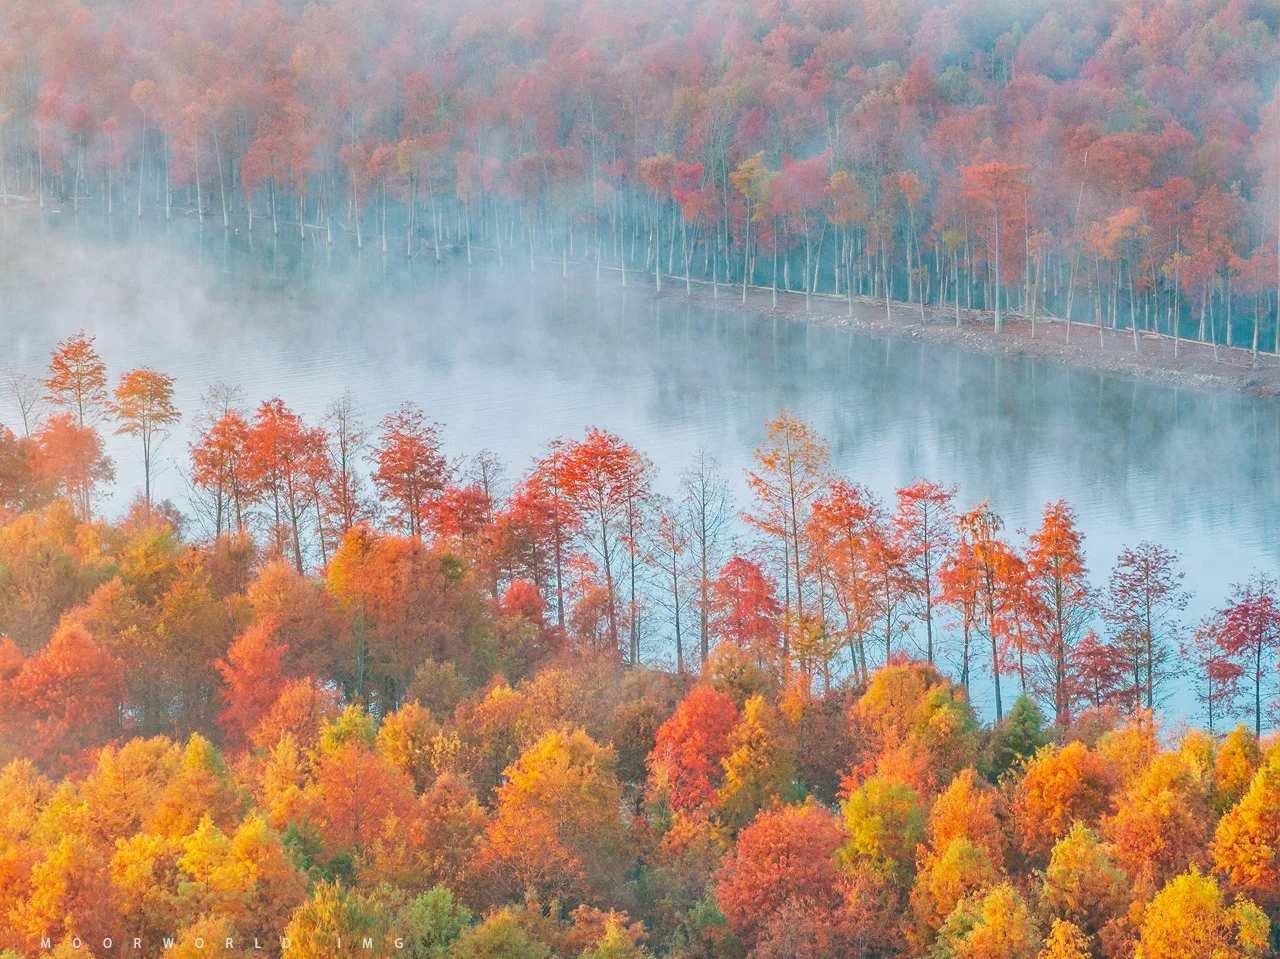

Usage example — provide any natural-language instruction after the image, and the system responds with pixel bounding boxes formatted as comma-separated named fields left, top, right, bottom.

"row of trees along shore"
left=4, top=334, right=1280, bottom=958
left=7, top=0, right=1280, bottom=357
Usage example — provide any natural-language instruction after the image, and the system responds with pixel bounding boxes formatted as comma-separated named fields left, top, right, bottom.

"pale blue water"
left=3, top=213, right=1278, bottom=722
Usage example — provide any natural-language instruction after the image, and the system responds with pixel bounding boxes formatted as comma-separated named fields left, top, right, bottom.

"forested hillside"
left=2, top=331, right=1280, bottom=957
left=4, top=0, right=1280, bottom=349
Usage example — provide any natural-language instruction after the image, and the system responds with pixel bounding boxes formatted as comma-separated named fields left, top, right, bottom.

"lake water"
left=3, top=212, right=1279, bottom=719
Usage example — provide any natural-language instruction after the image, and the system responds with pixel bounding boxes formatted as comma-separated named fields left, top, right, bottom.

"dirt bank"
left=604, top=267, right=1280, bottom=398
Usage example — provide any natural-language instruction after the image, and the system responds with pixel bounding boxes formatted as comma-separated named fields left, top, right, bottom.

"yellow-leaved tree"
left=485, top=728, right=627, bottom=904
left=1133, top=869, right=1268, bottom=959
left=1213, top=748, right=1280, bottom=911
left=1038, top=919, right=1091, bottom=959
left=933, top=882, right=1041, bottom=959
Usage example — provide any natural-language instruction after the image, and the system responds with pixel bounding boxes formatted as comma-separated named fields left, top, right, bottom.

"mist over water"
left=4, top=212, right=1279, bottom=719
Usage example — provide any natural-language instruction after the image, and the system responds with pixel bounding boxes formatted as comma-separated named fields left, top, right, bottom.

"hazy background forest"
left=4, top=0, right=1280, bottom=957
left=2, top=0, right=1280, bottom=347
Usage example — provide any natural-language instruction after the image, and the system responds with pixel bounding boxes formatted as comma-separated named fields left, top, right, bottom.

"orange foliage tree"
left=372, top=403, right=448, bottom=539
left=2, top=621, right=123, bottom=776
left=485, top=728, right=628, bottom=904
left=44, top=331, right=108, bottom=428
left=1013, top=741, right=1116, bottom=863
left=645, top=684, right=739, bottom=812
left=745, top=411, right=832, bottom=660
left=715, top=802, right=859, bottom=954
left=34, top=414, right=114, bottom=519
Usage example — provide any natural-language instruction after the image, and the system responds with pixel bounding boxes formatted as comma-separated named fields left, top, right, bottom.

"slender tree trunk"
left=1225, top=270, right=1232, bottom=351
left=1065, top=151, right=1089, bottom=343
left=684, top=217, right=691, bottom=294
left=1129, top=250, right=1140, bottom=353
left=1029, top=249, right=1041, bottom=337
left=142, top=433, right=152, bottom=507
left=992, top=198, right=1003, bottom=334
left=1274, top=187, right=1280, bottom=357
left=211, top=120, right=228, bottom=228
left=1173, top=228, right=1181, bottom=358
left=954, top=251, right=962, bottom=328
left=194, top=127, right=203, bottom=223
left=804, top=221, right=812, bottom=312
left=672, top=553, right=684, bottom=675
left=989, top=590, right=1003, bottom=721
left=36, top=117, right=44, bottom=210
left=655, top=206, right=662, bottom=292
left=353, top=178, right=361, bottom=249
left=135, top=111, right=146, bottom=217
left=164, top=133, right=171, bottom=221
left=1252, top=291, right=1259, bottom=366
left=772, top=217, right=778, bottom=308
left=883, top=238, right=891, bottom=322
left=1211, top=281, right=1221, bottom=361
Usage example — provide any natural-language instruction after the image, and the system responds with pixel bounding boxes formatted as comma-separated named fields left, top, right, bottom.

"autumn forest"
left=4, top=0, right=1280, bottom=352
left=5, top=0, right=1280, bottom=957
left=0, top=319, right=1277, bottom=959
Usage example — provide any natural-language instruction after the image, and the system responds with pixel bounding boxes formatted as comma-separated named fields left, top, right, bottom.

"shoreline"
left=587, top=264, right=1280, bottom=399
left=8, top=201, right=1280, bottom=399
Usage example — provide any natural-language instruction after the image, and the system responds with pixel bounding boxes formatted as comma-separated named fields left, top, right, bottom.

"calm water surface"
left=3, top=214, right=1278, bottom=718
